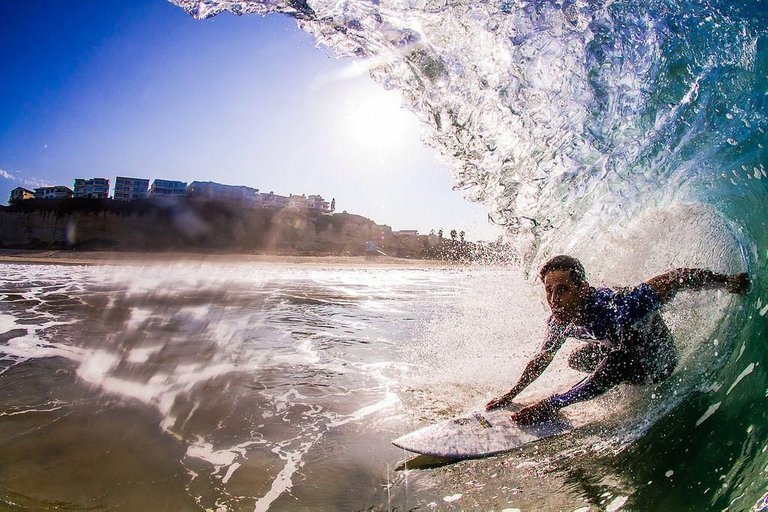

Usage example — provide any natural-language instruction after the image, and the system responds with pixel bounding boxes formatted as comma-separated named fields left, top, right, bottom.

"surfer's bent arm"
left=486, top=322, right=565, bottom=410
left=646, top=269, right=750, bottom=302
left=510, top=350, right=555, bottom=395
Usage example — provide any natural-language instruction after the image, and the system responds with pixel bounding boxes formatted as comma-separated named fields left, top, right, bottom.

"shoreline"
left=0, top=249, right=458, bottom=268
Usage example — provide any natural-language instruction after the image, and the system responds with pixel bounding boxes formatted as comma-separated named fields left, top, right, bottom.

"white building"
left=114, top=177, right=149, bottom=201
left=288, top=194, right=307, bottom=209
left=259, top=191, right=289, bottom=209
left=34, top=186, right=73, bottom=200
left=149, top=179, right=187, bottom=198
left=306, top=194, right=331, bottom=212
left=74, top=178, right=110, bottom=199
left=187, top=181, right=260, bottom=208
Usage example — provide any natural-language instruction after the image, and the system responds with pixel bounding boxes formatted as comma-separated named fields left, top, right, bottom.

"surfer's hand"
left=511, top=399, right=556, bottom=425
left=726, top=273, right=750, bottom=294
left=486, top=393, right=514, bottom=411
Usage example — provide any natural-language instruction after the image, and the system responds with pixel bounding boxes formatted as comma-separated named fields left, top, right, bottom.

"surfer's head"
left=539, top=255, right=589, bottom=323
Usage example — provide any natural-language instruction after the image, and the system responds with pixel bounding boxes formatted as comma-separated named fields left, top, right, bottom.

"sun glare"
left=337, top=86, right=420, bottom=154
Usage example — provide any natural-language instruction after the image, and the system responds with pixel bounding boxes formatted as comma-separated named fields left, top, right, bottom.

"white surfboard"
left=392, top=408, right=572, bottom=459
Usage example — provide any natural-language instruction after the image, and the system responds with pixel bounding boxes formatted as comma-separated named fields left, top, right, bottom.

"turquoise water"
left=169, top=0, right=768, bottom=508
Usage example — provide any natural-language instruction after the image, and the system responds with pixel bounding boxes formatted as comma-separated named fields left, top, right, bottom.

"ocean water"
left=0, top=259, right=755, bottom=510
left=179, top=0, right=768, bottom=507
left=0, top=262, right=579, bottom=510
left=2, top=0, right=768, bottom=509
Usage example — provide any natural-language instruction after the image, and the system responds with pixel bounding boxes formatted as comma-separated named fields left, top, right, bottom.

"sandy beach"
left=0, top=248, right=455, bottom=267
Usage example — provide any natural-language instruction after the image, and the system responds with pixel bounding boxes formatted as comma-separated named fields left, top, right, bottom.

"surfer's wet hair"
left=539, top=255, right=586, bottom=286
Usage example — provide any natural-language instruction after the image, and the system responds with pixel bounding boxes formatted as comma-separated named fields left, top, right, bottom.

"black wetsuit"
left=540, top=283, right=677, bottom=409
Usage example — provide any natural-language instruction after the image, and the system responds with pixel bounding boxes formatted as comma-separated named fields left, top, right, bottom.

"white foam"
left=126, top=345, right=163, bottom=363
left=696, top=402, right=721, bottom=427
left=0, top=314, right=19, bottom=332
left=76, top=350, right=119, bottom=383
left=337, top=390, right=399, bottom=426
left=221, top=462, right=241, bottom=484
left=0, top=404, right=66, bottom=417
left=727, top=363, right=755, bottom=395
left=606, top=496, right=629, bottom=511
left=126, top=308, right=154, bottom=330
left=186, top=440, right=238, bottom=468
left=254, top=437, right=319, bottom=512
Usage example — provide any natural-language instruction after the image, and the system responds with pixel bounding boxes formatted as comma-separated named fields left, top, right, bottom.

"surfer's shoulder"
left=588, top=286, right=615, bottom=309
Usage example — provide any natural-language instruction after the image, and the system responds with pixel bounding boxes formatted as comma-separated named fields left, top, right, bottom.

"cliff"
left=0, top=199, right=432, bottom=257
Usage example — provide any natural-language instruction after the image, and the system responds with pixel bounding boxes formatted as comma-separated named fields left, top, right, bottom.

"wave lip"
left=172, top=1, right=766, bottom=242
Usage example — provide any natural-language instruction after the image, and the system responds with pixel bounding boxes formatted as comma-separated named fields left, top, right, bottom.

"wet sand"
left=0, top=249, right=454, bottom=268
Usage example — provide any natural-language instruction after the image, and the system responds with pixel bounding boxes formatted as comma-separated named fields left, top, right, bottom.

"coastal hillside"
left=0, top=199, right=436, bottom=257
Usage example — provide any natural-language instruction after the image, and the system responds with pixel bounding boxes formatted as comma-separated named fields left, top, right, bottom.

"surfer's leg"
left=649, top=316, right=677, bottom=383
left=629, top=316, right=678, bottom=385
left=568, top=343, right=611, bottom=373
left=550, top=350, right=639, bottom=409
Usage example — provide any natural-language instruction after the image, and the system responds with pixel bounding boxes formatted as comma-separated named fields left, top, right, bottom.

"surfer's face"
left=543, top=270, right=586, bottom=323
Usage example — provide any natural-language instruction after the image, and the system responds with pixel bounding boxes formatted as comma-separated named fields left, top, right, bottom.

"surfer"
left=486, top=255, right=750, bottom=424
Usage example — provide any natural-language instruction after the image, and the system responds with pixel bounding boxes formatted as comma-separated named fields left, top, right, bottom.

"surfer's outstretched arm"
left=486, top=322, right=566, bottom=411
left=646, top=269, right=750, bottom=302
left=511, top=350, right=635, bottom=424
left=486, top=350, right=555, bottom=410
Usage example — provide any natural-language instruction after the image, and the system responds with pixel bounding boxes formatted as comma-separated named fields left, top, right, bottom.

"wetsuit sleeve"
left=548, top=351, right=637, bottom=409
left=615, top=283, right=663, bottom=326
left=540, top=316, right=567, bottom=354
left=549, top=377, right=601, bottom=409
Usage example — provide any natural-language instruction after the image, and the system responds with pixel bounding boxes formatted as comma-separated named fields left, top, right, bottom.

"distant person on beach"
left=486, top=255, right=751, bottom=424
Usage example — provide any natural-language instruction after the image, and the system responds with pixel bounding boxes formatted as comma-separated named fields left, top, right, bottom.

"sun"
left=336, top=84, right=420, bottom=154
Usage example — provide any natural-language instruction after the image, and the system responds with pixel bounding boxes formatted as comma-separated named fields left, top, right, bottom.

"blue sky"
left=0, top=0, right=500, bottom=240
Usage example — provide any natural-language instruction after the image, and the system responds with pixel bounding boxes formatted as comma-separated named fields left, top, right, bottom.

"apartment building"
left=73, top=178, right=110, bottom=199
left=7, top=172, right=333, bottom=216
left=9, top=187, right=35, bottom=204
left=259, top=191, right=289, bottom=209
left=34, top=186, right=73, bottom=200
left=306, top=194, right=331, bottom=212
left=149, top=179, right=187, bottom=198
left=288, top=194, right=308, bottom=209
left=187, top=181, right=260, bottom=208
left=114, top=177, right=149, bottom=201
